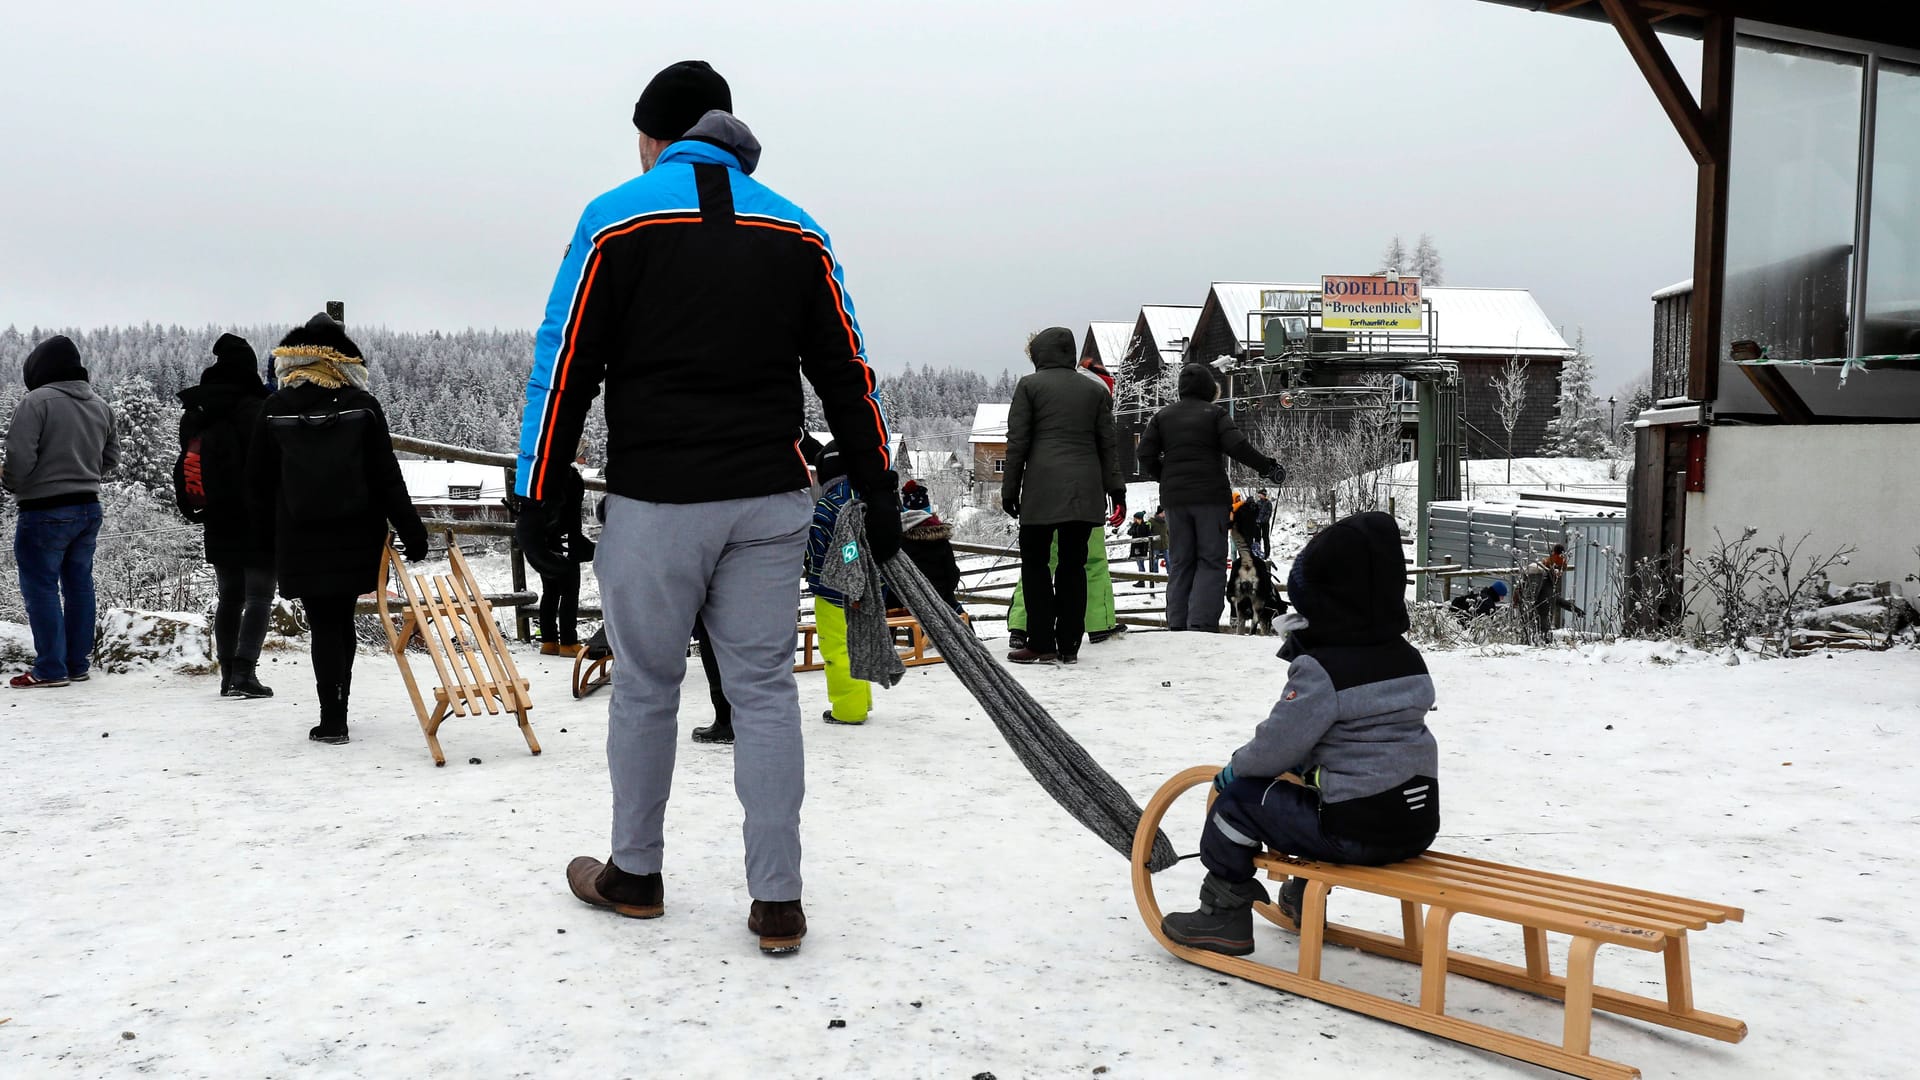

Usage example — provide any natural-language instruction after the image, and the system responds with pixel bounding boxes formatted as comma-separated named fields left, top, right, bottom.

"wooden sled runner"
left=572, top=630, right=613, bottom=699
left=377, top=536, right=541, bottom=766
left=1131, top=766, right=1745, bottom=1080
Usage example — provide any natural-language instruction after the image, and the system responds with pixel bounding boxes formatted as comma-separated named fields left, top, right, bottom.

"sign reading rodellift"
left=1321, top=275, right=1423, bottom=330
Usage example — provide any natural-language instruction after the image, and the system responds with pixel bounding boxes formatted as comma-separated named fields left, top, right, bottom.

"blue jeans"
left=14, top=503, right=104, bottom=681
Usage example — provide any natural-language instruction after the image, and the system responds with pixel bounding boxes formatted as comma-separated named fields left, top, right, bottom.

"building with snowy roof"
left=1167, top=281, right=1576, bottom=462
left=1082, top=321, right=1134, bottom=373
left=967, top=403, right=1011, bottom=504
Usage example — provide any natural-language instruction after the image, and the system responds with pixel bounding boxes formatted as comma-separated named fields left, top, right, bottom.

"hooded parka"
left=1001, top=327, right=1121, bottom=525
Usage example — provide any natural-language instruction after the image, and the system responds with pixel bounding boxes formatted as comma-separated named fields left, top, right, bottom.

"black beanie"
left=202, top=333, right=263, bottom=387
left=275, top=312, right=362, bottom=361
left=632, top=60, right=732, bottom=140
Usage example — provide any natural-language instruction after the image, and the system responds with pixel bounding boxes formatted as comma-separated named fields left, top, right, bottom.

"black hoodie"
left=1136, top=362, right=1278, bottom=508
left=175, top=334, right=270, bottom=565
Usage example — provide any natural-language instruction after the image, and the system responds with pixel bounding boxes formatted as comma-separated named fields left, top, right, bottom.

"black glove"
left=403, top=532, right=429, bottom=564
left=570, top=534, right=597, bottom=564
left=1001, top=493, right=1019, bottom=518
left=1265, top=462, right=1287, bottom=486
left=514, top=500, right=571, bottom=577
left=849, top=465, right=902, bottom=564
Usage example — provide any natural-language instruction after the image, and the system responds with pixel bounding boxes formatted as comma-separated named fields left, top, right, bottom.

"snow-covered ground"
left=4, top=632, right=1916, bottom=1078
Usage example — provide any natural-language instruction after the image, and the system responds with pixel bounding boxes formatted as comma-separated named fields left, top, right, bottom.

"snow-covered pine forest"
left=0, top=323, right=1016, bottom=624
left=0, top=324, right=1017, bottom=464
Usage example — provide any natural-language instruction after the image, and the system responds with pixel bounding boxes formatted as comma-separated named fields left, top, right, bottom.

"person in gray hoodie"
left=3, top=335, right=120, bottom=688
left=1161, top=511, right=1439, bottom=956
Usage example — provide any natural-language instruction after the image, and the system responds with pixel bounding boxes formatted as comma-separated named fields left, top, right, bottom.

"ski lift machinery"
left=1236, top=288, right=1465, bottom=566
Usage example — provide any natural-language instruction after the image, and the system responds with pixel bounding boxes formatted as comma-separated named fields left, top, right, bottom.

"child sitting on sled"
left=1161, top=510, right=1440, bottom=956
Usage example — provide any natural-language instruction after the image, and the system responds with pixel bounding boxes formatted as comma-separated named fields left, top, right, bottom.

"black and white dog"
left=1227, top=501, right=1287, bottom=635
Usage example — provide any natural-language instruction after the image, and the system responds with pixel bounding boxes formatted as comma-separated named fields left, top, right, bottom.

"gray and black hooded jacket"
left=3, top=336, right=120, bottom=509
left=1228, top=511, right=1439, bottom=845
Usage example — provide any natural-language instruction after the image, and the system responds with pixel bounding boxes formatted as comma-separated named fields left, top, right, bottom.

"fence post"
left=505, top=464, right=531, bottom=642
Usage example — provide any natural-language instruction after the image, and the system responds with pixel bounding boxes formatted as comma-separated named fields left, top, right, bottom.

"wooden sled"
left=572, top=634, right=613, bottom=700
left=1131, top=766, right=1745, bottom=1080
left=794, top=609, right=963, bottom=673
left=376, top=536, right=541, bottom=766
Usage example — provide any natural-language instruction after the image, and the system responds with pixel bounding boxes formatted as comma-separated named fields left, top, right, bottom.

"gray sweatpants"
left=1164, top=503, right=1229, bottom=631
left=596, top=490, right=813, bottom=901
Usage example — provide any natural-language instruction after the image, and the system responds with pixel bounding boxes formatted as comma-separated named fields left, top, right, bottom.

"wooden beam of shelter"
left=1688, top=14, right=1734, bottom=404
left=1736, top=365, right=1817, bottom=424
left=1598, top=0, right=1711, bottom=164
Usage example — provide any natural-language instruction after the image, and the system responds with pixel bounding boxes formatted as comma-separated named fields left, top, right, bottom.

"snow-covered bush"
left=1759, top=534, right=1856, bottom=657
left=93, top=481, right=210, bottom=613
left=1406, top=601, right=1470, bottom=649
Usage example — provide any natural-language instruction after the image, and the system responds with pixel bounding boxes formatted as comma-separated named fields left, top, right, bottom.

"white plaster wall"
left=1686, top=424, right=1920, bottom=601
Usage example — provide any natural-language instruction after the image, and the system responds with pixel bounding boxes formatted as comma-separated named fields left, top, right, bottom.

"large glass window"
left=1721, top=38, right=1863, bottom=365
left=1863, top=60, right=1920, bottom=356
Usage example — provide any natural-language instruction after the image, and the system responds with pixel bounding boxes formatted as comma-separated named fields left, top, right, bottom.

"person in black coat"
left=898, top=479, right=963, bottom=612
left=175, top=334, right=276, bottom=699
left=1136, top=363, right=1286, bottom=632
left=1448, top=580, right=1509, bottom=625
left=246, top=313, right=428, bottom=745
left=529, top=452, right=595, bottom=655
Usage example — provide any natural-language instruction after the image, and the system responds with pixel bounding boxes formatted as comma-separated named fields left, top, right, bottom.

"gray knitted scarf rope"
left=880, top=552, right=1180, bottom=873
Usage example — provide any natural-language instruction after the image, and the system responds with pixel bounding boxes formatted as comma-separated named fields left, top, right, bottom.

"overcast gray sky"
left=0, top=0, right=1701, bottom=393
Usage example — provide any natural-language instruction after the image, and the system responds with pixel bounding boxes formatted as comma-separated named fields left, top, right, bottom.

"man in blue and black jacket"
left=518, top=61, right=896, bottom=956
left=1162, top=511, right=1440, bottom=956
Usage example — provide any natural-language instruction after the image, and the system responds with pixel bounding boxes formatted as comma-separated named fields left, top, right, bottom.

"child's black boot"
left=1160, top=872, right=1270, bottom=956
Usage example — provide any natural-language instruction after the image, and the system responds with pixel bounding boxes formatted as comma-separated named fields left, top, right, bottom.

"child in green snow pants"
left=813, top=596, right=870, bottom=723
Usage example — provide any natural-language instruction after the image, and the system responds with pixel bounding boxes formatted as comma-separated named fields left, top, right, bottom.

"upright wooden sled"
left=376, top=536, right=541, bottom=766
left=1132, top=766, right=1745, bottom=1080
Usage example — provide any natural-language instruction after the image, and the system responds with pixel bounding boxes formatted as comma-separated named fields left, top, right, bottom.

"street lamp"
left=1608, top=395, right=1617, bottom=433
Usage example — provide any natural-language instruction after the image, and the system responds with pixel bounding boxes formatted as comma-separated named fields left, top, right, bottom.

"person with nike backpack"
left=175, top=333, right=275, bottom=699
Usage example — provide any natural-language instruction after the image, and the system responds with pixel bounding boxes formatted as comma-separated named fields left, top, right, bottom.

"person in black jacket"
left=899, top=479, right=963, bottom=612
left=517, top=63, right=896, bottom=953
left=1125, top=511, right=1153, bottom=587
left=1136, top=363, right=1286, bottom=632
left=175, top=334, right=275, bottom=698
left=1448, top=580, right=1509, bottom=625
left=247, top=313, right=428, bottom=745
left=530, top=450, right=595, bottom=656
left=1001, top=327, right=1123, bottom=664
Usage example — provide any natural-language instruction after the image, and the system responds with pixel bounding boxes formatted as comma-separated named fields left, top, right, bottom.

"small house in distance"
left=1083, top=321, right=1135, bottom=372
left=968, top=403, right=1011, bottom=505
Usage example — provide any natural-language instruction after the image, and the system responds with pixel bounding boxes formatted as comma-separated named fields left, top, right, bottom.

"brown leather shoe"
left=1005, top=647, right=1058, bottom=665
left=566, top=856, right=663, bottom=919
left=749, top=899, right=807, bottom=954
